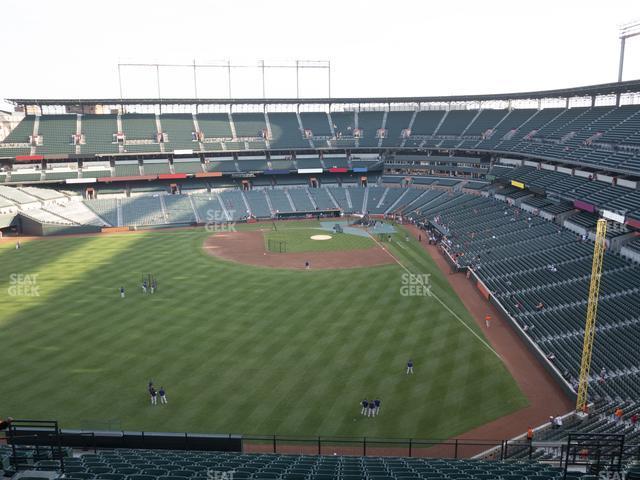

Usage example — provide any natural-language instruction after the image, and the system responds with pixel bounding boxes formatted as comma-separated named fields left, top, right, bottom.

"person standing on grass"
left=360, top=399, right=369, bottom=415
left=305, top=260, right=310, bottom=270
left=374, top=398, right=381, bottom=415
left=406, top=359, right=414, bottom=374
left=120, top=286, right=125, bottom=298
left=159, top=386, right=167, bottom=404
left=149, top=385, right=157, bottom=405
left=368, top=402, right=376, bottom=417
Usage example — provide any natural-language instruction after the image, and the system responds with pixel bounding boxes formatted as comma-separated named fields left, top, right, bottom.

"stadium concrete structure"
left=2, top=80, right=640, bottom=478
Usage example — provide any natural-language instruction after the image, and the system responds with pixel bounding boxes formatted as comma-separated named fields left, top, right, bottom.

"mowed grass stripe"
left=0, top=229, right=526, bottom=438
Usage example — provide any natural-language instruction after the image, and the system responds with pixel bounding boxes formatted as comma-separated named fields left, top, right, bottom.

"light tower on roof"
left=618, top=20, right=640, bottom=82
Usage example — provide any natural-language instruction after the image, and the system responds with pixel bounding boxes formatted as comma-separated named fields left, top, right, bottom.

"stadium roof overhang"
left=7, top=79, right=640, bottom=107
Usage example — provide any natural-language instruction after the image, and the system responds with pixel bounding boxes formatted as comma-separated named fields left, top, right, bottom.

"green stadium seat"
left=127, top=475, right=157, bottom=480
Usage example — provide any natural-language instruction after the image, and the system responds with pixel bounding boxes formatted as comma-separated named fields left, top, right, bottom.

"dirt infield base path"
left=203, top=230, right=396, bottom=269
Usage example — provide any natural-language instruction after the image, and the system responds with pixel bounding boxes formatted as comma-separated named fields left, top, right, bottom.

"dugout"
left=274, top=208, right=341, bottom=220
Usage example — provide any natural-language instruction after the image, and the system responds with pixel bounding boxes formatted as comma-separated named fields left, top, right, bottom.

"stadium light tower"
left=618, top=20, right=640, bottom=82
left=575, top=218, right=607, bottom=412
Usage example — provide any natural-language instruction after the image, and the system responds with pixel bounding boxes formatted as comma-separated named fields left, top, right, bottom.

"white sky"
left=1, top=0, right=640, bottom=104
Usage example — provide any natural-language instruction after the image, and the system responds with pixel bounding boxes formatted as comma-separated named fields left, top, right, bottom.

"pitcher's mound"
left=310, top=234, right=332, bottom=241
left=203, top=231, right=394, bottom=270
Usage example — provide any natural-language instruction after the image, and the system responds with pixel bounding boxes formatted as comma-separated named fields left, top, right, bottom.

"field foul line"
left=368, top=233, right=503, bottom=361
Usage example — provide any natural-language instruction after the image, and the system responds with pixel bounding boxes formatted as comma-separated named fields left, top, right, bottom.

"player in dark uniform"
left=159, top=386, right=167, bottom=404
left=360, top=399, right=369, bottom=415
left=406, top=359, right=414, bottom=374
left=149, top=384, right=157, bottom=405
left=374, top=398, right=381, bottom=415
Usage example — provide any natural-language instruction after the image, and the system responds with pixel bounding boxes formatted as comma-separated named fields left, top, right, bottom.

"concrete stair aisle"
left=297, top=111, right=314, bottom=148
left=306, top=188, right=317, bottom=209
left=325, top=188, right=340, bottom=209
left=376, top=187, right=389, bottom=210
left=216, top=193, right=233, bottom=222
left=378, top=111, right=388, bottom=148
left=354, top=111, right=360, bottom=148
left=472, top=109, right=514, bottom=148
left=31, top=115, right=40, bottom=155
left=155, top=114, right=165, bottom=153
left=459, top=109, right=483, bottom=137
left=432, top=110, right=450, bottom=136
left=228, top=113, right=238, bottom=139
left=189, top=195, right=201, bottom=223
left=116, top=198, right=123, bottom=227
left=327, top=112, right=336, bottom=137
left=400, top=110, right=418, bottom=148
left=240, top=190, right=252, bottom=216
left=116, top=113, right=124, bottom=153
left=263, top=189, right=275, bottom=215
left=284, top=189, right=296, bottom=211
left=76, top=114, right=82, bottom=155
left=158, top=194, right=169, bottom=222
left=495, top=109, right=542, bottom=148
left=385, top=188, right=409, bottom=214
left=192, top=113, right=204, bottom=152
left=361, top=187, right=369, bottom=214
left=345, top=188, right=353, bottom=210
left=263, top=112, right=272, bottom=149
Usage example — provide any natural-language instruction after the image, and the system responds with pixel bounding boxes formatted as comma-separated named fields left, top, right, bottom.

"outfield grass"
left=265, top=228, right=374, bottom=253
left=0, top=228, right=527, bottom=438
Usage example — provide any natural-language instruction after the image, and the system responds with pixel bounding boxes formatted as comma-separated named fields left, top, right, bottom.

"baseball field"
left=0, top=221, right=527, bottom=439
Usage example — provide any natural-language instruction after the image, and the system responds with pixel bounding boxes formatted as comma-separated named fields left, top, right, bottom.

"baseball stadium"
left=2, top=4, right=640, bottom=480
